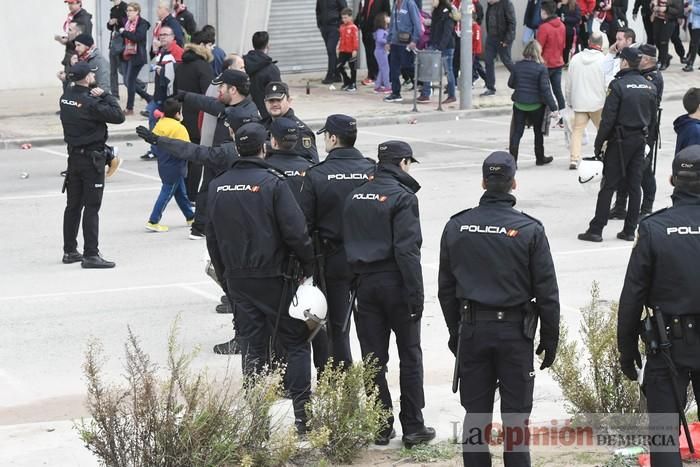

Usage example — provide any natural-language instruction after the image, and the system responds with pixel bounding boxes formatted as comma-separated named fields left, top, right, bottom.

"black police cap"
left=316, top=114, right=357, bottom=138
left=619, top=47, right=642, bottom=66
left=67, top=61, right=97, bottom=82
left=673, top=145, right=700, bottom=179
left=482, top=151, right=517, bottom=179
left=212, top=69, right=249, bottom=87
left=377, top=140, right=419, bottom=163
left=270, top=117, right=299, bottom=142
left=638, top=44, right=657, bottom=58
left=235, top=122, right=267, bottom=155
left=264, top=81, right=289, bottom=101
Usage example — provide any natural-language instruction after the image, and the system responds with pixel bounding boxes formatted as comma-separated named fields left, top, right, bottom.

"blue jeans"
left=123, top=59, right=144, bottom=110
left=146, top=100, right=161, bottom=154
left=148, top=177, right=194, bottom=224
left=420, top=48, right=456, bottom=98
left=390, top=44, right=414, bottom=96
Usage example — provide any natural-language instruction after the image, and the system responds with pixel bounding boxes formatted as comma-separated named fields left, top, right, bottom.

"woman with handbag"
left=119, top=2, right=150, bottom=115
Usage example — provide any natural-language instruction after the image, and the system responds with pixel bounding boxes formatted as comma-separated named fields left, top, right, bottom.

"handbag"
left=109, top=31, right=125, bottom=56
left=398, top=31, right=411, bottom=44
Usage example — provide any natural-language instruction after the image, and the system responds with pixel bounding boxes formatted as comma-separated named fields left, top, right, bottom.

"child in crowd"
left=337, top=8, right=359, bottom=92
left=146, top=98, right=195, bottom=233
left=373, top=13, right=391, bottom=93
left=472, top=0, right=486, bottom=87
left=674, top=87, right=700, bottom=154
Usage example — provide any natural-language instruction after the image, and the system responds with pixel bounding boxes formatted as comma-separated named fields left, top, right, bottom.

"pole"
left=459, top=0, right=473, bottom=110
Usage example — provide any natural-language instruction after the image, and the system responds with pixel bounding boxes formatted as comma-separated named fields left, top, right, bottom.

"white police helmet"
left=578, top=157, right=604, bottom=194
left=289, top=277, right=327, bottom=330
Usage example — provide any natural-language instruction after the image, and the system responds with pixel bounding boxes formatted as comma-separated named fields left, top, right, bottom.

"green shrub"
left=544, top=282, right=641, bottom=414
left=78, top=323, right=297, bottom=467
left=306, top=357, right=390, bottom=464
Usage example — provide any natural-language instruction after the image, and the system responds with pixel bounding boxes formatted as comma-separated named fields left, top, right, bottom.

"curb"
left=0, top=90, right=686, bottom=149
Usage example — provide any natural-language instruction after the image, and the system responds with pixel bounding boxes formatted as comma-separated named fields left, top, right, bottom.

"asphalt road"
left=0, top=100, right=686, bottom=465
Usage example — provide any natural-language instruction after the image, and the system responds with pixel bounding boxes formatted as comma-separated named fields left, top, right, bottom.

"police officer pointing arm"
left=438, top=152, right=560, bottom=466
left=60, top=61, right=125, bottom=268
left=618, top=145, right=700, bottom=467
left=343, top=141, right=435, bottom=448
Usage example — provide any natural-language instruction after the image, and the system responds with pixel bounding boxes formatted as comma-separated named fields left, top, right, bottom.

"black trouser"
left=654, top=19, right=677, bottom=67
left=588, top=133, right=645, bottom=235
left=323, top=249, right=354, bottom=367
left=336, top=52, right=357, bottom=87
left=643, top=315, right=700, bottom=467
left=228, top=276, right=311, bottom=422
left=320, top=24, right=340, bottom=81
left=186, top=160, right=203, bottom=204
left=355, top=271, right=425, bottom=435
left=63, top=149, right=106, bottom=257
left=361, top=29, right=378, bottom=80
left=509, top=105, right=546, bottom=162
left=484, top=37, right=514, bottom=92
left=671, top=21, right=686, bottom=61
left=548, top=67, right=565, bottom=110
left=613, top=136, right=657, bottom=214
left=687, top=28, right=700, bottom=67
left=109, top=53, right=122, bottom=98
left=459, top=318, right=534, bottom=467
left=642, top=13, right=654, bottom=44
left=191, top=165, right=214, bottom=234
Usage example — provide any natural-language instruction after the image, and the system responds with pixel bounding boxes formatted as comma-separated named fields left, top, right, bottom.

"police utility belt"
left=641, top=312, right=700, bottom=350
left=461, top=300, right=539, bottom=340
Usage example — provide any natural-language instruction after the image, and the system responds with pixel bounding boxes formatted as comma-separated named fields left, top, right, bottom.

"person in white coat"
left=565, top=31, right=608, bottom=169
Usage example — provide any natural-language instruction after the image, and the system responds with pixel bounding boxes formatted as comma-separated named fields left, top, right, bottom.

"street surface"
left=0, top=99, right=686, bottom=465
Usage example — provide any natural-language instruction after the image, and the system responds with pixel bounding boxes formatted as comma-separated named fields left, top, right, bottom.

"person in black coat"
left=173, top=0, right=197, bottom=36
left=418, top=0, right=457, bottom=103
left=355, top=0, right=391, bottom=84
left=243, top=31, right=282, bottom=120
left=317, top=0, right=348, bottom=84
left=557, top=0, right=582, bottom=64
left=119, top=4, right=151, bottom=113
left=507, top=40, right=559, bottom=165
left=107, top=0, right=128, bottom=98
left=482, top=0, right=516, bottom=96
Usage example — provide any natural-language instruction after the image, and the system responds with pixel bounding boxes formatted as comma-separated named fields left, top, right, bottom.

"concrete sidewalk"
left=0, top=64, right=694, bottom=148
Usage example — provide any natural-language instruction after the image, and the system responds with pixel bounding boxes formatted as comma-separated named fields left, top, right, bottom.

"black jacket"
left=206, top=158, right=314, bottom=281
left=558, top=4, right=582, bottom=39
left=633, top=0, right=651, bottom=16
left=508, top=59, right=558, bottom=111
left=612, top=0, right=628, bottom=27
left=107, top=2, right=127, bottom=31
left=73, top=8, right=93, bottom=35
left=265, top=149, right=314, bottom=205
left=156, top=139, right=238, bottom=175
left=429, top=5, right=456, bottom=51
left=299, top=146, right=377, bottom=244
left=485, top=0, right=516, bottom=44
left=182, top=94, right=260, bottom=146
left=174, top=44, right=214, bottom=142
left=594, top=68, right=657, bottom=156
left=243, top=50, right=282, bottom=120
left=618, top=191, right=700, bottom=360
left=120, top=17, right=150, bottom=66
left=355, top=0, right=391, bottom=32
left=316, top=0, right=348, bottom=28
left=175, top=8, right=197, bottom=36
left=438, top=191, right=560, bottom=348
left=343, top=163, right=423, bottom=311
left=642, top=66, right=664, bottom=105
left=262, top=108, right=319, bottom=163
left=60, top=85, right=125, bottom=150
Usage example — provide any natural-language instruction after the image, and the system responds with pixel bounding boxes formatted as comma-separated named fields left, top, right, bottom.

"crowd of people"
left=53, top=1, right=700, bottom=466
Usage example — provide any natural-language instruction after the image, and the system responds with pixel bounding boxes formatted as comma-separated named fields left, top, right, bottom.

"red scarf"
left=79, top=46, right=92, bottom=62
left=123, top=16, right=139, bottom=60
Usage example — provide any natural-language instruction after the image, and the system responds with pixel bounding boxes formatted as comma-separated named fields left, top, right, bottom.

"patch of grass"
left=397, top=441, right=458, bottom=463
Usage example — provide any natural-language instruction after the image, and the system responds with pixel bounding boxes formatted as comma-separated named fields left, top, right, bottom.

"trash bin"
left=412, top=50, right=444, bottom=111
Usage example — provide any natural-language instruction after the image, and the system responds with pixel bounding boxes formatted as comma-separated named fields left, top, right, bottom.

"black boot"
left=81, top=254, right=116, bottom=269
left=62, top=251, right=83, bottom=264
left=213, top=336, right=240, bottom=355
left=402, top=426, right=436, bottom=448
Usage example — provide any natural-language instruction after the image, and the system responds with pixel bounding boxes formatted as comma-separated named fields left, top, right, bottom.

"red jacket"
left=536, top=17, right=566, bottom=69
left=577, top=0, right=596, bottom=16
left=472, top=23, right=482, bottom=55
left=338, top=22, right=359, bottom=53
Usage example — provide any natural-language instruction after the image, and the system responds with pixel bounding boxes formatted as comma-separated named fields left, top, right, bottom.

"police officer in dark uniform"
left=618, top=145, right=700, bottom=467
left=299, top=114, right=376, bottom=367
left=438, top=151, right=560, bottom=467
left=578, top=47, right=658, bottom=243
left=206, top=122, right=315, bottom=433
left=261, top=82, right=319, bottom=163
left=343, top=141, right=435, bottom=448
left=60, top=61, right=125, bottom=268
left=611, top=43, right=664, bottom=218
left=265, top=117, right=330, bottom=372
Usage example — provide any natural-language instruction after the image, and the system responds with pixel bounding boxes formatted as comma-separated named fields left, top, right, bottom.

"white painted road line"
left=0, top=281, right=211, bottom=302
left=0, top=186, right=159, bottom=202
left=180, top=285, right=221, bottom=302
left=36, top=147, right=161, bottom=182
